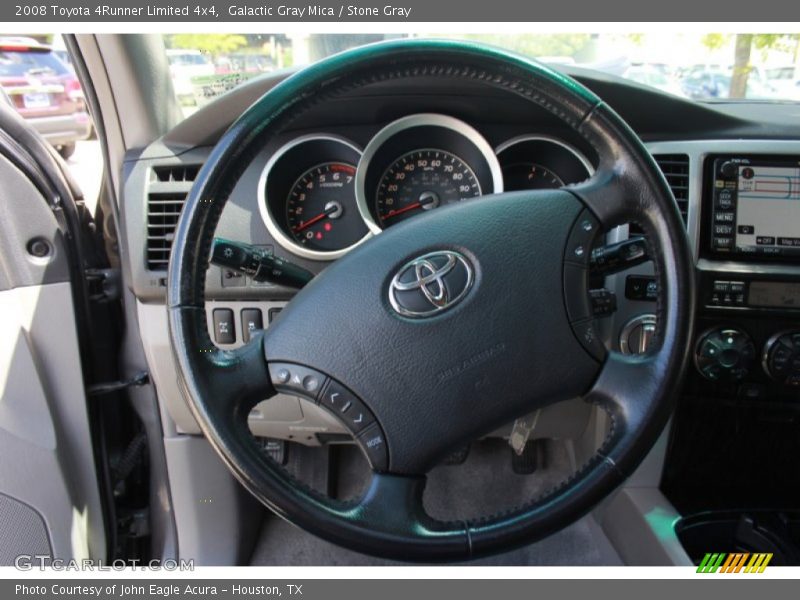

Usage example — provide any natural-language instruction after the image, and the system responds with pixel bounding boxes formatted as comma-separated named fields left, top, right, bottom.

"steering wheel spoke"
left=340, top=472, right=469, bottom=558
left=583, top=351, right=669, bottom=478
left=568, top=168, right=634, bottom=230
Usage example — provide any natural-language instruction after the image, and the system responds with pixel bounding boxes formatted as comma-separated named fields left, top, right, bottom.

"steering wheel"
left=168, top=40, right=694, bottom=562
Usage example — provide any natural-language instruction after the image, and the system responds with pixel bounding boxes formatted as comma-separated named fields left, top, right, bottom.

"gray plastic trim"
left=0, top=283, right=106, bottom=560
left=0, top=154, right=70, bottom=291
left=599, top=487, right=692, bottom=566
left=163, top=435, right=263, bottom=565
left=138, top=300, right=348, bottom=439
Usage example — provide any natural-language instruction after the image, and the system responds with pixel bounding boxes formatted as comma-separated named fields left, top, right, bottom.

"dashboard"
left=257, top=113, right=592, bottom=260
left=121, top=67, right=800, bottom=443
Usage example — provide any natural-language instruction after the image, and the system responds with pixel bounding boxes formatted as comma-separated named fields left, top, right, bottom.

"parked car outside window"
left=0, top=37, right=90, bottom=158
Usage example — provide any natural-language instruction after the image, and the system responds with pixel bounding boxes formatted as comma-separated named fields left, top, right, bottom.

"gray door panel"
left=0, top=151, right=106, bottom=564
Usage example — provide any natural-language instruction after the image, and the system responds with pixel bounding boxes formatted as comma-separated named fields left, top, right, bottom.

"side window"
left=0, top=34, right=101, bottom=214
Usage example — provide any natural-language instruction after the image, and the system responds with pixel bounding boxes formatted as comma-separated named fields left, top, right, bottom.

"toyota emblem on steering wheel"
left=389, top=250, right=475, bottom=318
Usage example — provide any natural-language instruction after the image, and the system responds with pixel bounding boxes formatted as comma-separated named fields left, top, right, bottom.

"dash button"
left=302, top=375, right=320, bottom=393
left=267, top=363, right=327, bottom=401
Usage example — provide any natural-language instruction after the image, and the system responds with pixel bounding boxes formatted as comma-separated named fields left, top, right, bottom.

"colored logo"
left=697, top=552, right=773, bottom=573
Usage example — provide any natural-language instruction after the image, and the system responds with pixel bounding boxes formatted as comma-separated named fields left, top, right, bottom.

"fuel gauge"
left=496, top=135, right=594, bottom=192
left=501, top=162, right=564, bottom=191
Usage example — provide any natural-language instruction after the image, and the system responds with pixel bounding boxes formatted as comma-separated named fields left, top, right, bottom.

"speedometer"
left=375, top=149, right=481, bottom=228
left=356, top=114, right=503, bottom=233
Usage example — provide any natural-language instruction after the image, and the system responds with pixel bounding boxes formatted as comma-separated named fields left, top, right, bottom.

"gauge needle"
left=292, top=206, right=337, bottom=233
left=383, top=194, right=438, bottom=221
left=384, top=202, right=422, bottom=221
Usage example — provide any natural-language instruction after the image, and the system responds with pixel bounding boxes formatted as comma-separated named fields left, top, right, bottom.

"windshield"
left=160, top=33, right=800, bottom=117
left=166, top=51, right=213, bottom=67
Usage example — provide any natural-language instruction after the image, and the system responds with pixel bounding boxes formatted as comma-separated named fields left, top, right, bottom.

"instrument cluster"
left=258, top=113, right=594, bottom=260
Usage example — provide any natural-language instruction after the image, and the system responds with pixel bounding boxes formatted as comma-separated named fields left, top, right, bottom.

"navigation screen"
left=734, top=163, right=800, bottom=256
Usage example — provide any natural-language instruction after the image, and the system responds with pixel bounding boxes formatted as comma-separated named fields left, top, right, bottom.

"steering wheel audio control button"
left=563, top=262, right=591, bottom=322
left=267, top=362, right=328, bottom=400
left=570, top=318, right=607, bottom=361
left=357, top=423, right=389, bottom=472
left=563, top=209, right=602, bottom=353
left=564, top=209, right=600, bottom=267
left=320, top=380, right=375, bottom=434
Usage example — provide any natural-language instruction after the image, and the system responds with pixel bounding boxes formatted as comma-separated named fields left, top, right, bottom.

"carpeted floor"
left=250, top=511, right=619, bottom=566
left=249, top=439, right=622, bottom=566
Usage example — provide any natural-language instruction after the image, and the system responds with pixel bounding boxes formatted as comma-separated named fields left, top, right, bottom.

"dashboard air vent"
left=146, top=164, right=201, bottom=270
left=652, top=153, right=690, bottom=225
left=152, top=164, right=200, bottom=183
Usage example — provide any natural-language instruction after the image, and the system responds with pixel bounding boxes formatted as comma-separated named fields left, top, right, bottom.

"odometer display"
left=375, top=149, right=481, bottom=228
left=286, top=162, right=367, bottom=252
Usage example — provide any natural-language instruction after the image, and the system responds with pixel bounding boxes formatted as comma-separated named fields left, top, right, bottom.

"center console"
left=694, top=154, right=800, bottom=389
left=660, top=149, right=800, bottom=565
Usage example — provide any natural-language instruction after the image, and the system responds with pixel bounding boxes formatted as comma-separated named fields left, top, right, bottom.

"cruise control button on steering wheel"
left=563, top=209, right=605, bottom=361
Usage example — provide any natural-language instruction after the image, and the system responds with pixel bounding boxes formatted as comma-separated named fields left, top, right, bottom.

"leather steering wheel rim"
left=168, top=39, right=695, bottom=562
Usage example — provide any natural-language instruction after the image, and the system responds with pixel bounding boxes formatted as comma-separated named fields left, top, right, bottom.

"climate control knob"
left=695, top=327, right=756, bottom=382
left=762, top=331, right=800, bottom=387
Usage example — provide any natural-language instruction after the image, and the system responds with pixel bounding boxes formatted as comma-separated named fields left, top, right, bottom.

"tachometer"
left=375, top=149, right=481, bottom=228
left=286, top=162, right=367, bottom=252
left=260, top=135, right=370, bottom=260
